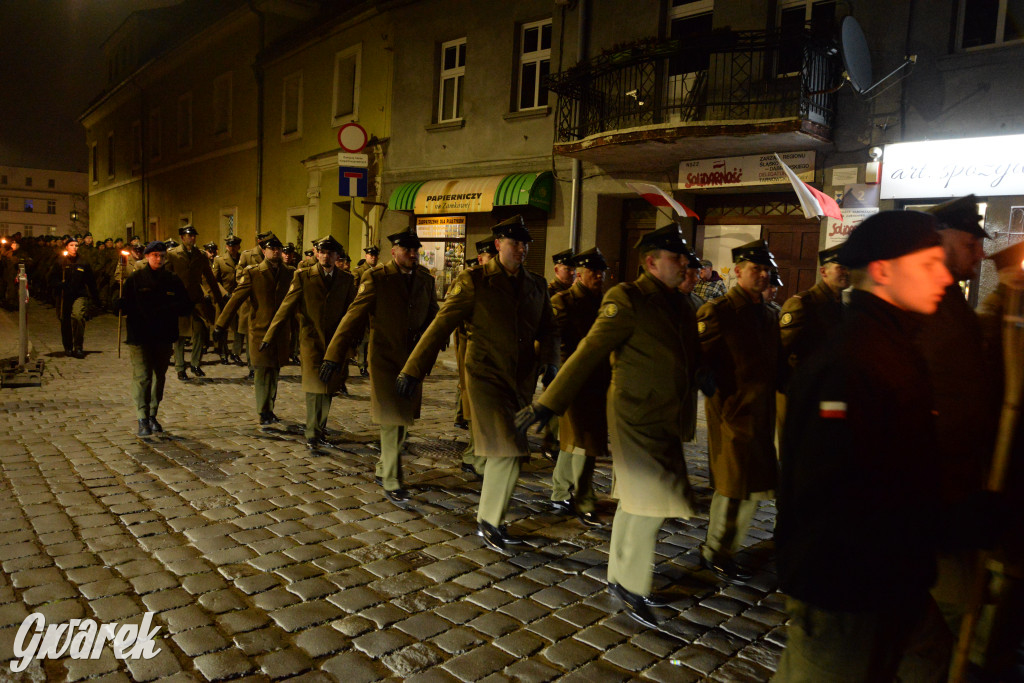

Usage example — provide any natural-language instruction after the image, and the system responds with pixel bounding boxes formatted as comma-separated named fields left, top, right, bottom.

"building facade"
left=0, top=166, right=88, bottom=238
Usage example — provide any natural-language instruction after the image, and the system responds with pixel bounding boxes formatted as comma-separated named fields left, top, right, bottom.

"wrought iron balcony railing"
left=546, top=29, right=841, bottom=144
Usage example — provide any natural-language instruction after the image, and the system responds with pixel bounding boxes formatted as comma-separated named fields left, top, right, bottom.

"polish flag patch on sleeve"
left=819, top=401, right=847, bottom=418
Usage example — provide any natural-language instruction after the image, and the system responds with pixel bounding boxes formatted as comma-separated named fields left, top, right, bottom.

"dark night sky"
left=0, top=0, right=175, bottom=173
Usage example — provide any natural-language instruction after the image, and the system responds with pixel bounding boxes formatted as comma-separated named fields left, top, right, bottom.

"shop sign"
left=881, top=134, right=1024, bottom=199
left=415, top=177, right=504, bottom=214
left=416, top=216, right=466, bottom=239
left=679, top=152, right=815, bottom=189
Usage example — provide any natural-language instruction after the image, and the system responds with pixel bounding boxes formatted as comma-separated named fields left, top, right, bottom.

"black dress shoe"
left=148, top=417, right=163, bottom=433
left=374, top=476, right=382, bottom=486
left=540, top=447, right=557, bottom=463
left=191, top=365, right=206, bottom=377
left=700, top=555, right=753, bottom=583
left=246, top=369, right=255, bottom=381
left=219, top=355, right=230, bottom=365
left=454, top=420, right=468, bottom=430
left=477, top=521, right=507, bottom=552
left=460, top=463, right=482, bottom=479
left=177, top=370, right=189, bottom=381
left=384, top=488, right=410, bottom=503
left=608, top=583, right=660, bottom=629
left=259, top=413, right=272, bottom=426
left=137, top=419, right=152, bottom=437
left=551, top=498, right=573, bottom=514
left=306, top=440, right=323, bottom=452
left=230, top=354, right=244, bottom=365
left=497, top=524, right=526, bottom=545
left=265, top=413, right=281, bottom=424
left=360, top=368, right=369, bottom=377
left=576, top=509, right=604, bottom=528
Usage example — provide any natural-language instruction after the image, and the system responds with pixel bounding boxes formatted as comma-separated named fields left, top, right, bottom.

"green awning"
left=387, top=171, right=554, bottom=214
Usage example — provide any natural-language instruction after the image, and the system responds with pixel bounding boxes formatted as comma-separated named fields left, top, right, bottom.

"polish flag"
left=774, top=153, right=842, bottom=220
left=625, top=182, right=700, bottom=220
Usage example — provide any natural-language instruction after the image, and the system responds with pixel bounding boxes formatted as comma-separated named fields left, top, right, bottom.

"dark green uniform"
left=47, top=253, right=98, bottom=355
left=165, top=244, right=222, bottom=373
left=213, top=252, right=243, bottom=359
left=779, top=280, right=843, bottom=388
left=235, top=245, right=265, bottom=368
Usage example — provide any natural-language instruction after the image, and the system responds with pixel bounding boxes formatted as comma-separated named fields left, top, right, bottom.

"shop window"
left=282, top=72, right=303, bottom=139
left=332, top=45, right=361, bottom=125
left=959, top=0, right=1024, bottom=49
left=47, top=200, right=56, bottom=215
left=517, top=19, right=551, bottom=110
left=438, top=38, right=466, bottom=122
left=177, top=92, right=193, bottom=150
left=213, top=72, right=233, bottom=137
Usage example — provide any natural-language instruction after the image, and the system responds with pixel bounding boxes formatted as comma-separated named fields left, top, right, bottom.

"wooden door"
left=763, top=223, right=820, bottom=303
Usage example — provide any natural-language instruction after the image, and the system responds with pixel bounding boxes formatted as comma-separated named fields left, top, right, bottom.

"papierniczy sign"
left=11, top=612, right=162, bottom=672
left=679, top=152, right=815, bottom=189
left=881, top=134, right=1024, bottom=199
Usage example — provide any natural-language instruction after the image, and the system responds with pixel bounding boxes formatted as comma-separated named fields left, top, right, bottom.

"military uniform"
left=47, top=243, right=98, bottom=357
left=402, top=216, right=558, bottom=542
left=212, top=238, right=243, bottom=362
left=165, top=226, right=223, bottom=377
left=697, top=240, right=779, bottom=579
left=265, top=237, right=356, bottom=445
left=351, top=245, right=380, bottom=376
left=236, top=233, right=269, bottom=371
left=324, top=232, right=438, bottom=496
left=216, top=240, right=294, bottom=422
left=114, top=242, right=193, bottom=436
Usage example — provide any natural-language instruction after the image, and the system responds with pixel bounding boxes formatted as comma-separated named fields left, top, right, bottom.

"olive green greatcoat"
left=539, top=272, right=699, bottom=518
left=778, top=279, right=843, bottom=388
left=550, top=281, right=610, bottom=454
left=548, top=277, right=571, bottom=298
left=402, top=256, right=559, bottom=457
left=216, top=260, right=294, bottom=368
left=212, top=253, right=241, bottom=333
left=264, top=265, right=356, bottom=393
left=697, top=285, right=779, bottom=499
left=165, top=244, right=222, bottom=336
left=235, top=246, right=264, bottom=336
left=324, top=262, right=438, bottom=425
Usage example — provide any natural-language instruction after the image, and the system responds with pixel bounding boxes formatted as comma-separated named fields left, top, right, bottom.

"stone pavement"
left=0, top=301, right=786, bottom=682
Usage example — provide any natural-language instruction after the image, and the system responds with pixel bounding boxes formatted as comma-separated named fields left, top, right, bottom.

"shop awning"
left=387, top=171, right=554, bottom=214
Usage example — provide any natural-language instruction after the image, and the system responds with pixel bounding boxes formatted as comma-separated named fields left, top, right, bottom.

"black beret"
left=387, top=228, right=422, bottom=249
left=144, top=241, right=167, bottom=255
left=225, top=236, right=242, bottom=246
left=66, top=237, right=80, bottom=246
left=838, top=210, right=941, bottom=268
left=818, top=244, right=843, bottom=266
left=315, top=235, right=344, bottom=254
left=178, top=225, right=198, bottom=236
left=634, top=224, right=688, bottom=253
left=732, top=240, right=777, bottom=268
left=988, top=240, right=1024, bottom=272
left=927, top=195, right=990, bottom=238
left=475, top=238, right=498, bottom=256
left=552, top=249, right=575, bottom=266
left=491, top=215, right=532, bottom=242
left=572, top=247, right=608, bottom=271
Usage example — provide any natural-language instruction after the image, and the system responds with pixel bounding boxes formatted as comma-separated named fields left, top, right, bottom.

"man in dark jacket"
left=114, top=241, right=193, bottom=437
left=48, top=236, right=98, bottom=358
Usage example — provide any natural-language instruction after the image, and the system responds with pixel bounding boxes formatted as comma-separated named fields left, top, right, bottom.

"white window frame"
left=220, top=206, right=238, bottom=243
left=282, top=71, right=304, bottom=140
left=213, top=71, right=233, bottom=138
left=107, top=131, right=115, bottom=179
left=438, top=37, right=466, bottom=123
left=956, top=0, right=1024, bottom=51
left=517, top=19, right=552, bottom=111
left=177, top=92, right=193, bottom=150
left=331, top=44, right=362, bottom=126
left=149, top=108, right=162, bottom=161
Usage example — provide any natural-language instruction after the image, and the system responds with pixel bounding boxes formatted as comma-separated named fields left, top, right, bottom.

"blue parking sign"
left=339, top=167, right=367, bottom=197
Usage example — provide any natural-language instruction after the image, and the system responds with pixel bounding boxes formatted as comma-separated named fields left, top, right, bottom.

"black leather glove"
left=211, top=326, right=225, bottom=344
left=514, top=402, right=555, bottom=435
left=539, top=364, right=558, bottom=388
left=258, top=342, right=270, bottom=353
left=395, top=373, right=420, bottom=399
left=319, top=360, right=340, bottom=384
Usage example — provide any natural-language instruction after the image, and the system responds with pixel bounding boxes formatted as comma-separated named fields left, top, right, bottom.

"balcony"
left=546, top=29, right=841, bottom=171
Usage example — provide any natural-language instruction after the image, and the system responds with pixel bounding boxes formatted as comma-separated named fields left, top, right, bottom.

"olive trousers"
left=130, top=343, right=172, bottom=420
left=375, top=424, right=408, bottom=491
left=477, top=456, right=524, bottom=527
left=550, top=450, right=597, bottom=513
left=254, top=367, right=279, bottom=416
left=304, top=393, right=332, bottom=441
left=702, top=492, right=760, bottom=562
left=607, top=506, right=662, bottom=597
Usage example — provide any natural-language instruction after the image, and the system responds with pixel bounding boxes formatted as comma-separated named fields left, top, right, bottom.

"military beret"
left=818, top=244, right=843, bottom=266
left=491, top=215, right=532, bottom=243
left=838, top=210, right=941, bottom=269
left=282, top=243, right=297, bottom=255
left=143, top=241, right=167, bottom=255
left=572, top=247, right=608, bottom=271
left=552, top=249, right=575, bottom=266
left=988, top=240, right=1024, bottom=272
left=635, top=224, right=689, bottom=254
left=178, top=225, right=198, bottom=236
left=66, top=237, right=80, bottom=246
left=225, top=236, right=242, bottom=246
left=83, top=232, right=92, bottom=238
left=475, top=238, right=498, bottom=256
left=315, top=235, right=344, bottom=254
left=363, top=246, right=380, bottom=256
left=770, top=269, right=784, bottom=287
left=164, top=238, right=179, bottom=248
left=258, top=232, right=279, bottom=248
left=927, top=195, right=990, bottom=238
left=732, top=240, right=777, bottom=268
left=203, top=242, right=218, bottom=251
left=387, top=228, right=422, bottom=249
left=262, top=235, right=283, bottom=249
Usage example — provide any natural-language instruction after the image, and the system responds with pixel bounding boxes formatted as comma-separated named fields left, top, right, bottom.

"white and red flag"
left=773, top=153, right=842, bottom=220
left=625, top=182, right=700, bottom=220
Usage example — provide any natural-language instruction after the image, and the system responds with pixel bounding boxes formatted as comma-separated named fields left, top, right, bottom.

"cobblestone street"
left=0, top=302, right=786, bottom=682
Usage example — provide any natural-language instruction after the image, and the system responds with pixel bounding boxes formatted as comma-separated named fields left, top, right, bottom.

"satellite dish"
left=839, top=16, right=917, bottom=96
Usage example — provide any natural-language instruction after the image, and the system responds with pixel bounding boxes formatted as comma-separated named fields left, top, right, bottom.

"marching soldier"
left=264, top=235, right=356, bottom=451
left=397, top=215, right=558, bottom=550
left=547, top=248, right=611, bottom=527
left=298, top=240, right=317, bottom=268
left=214, top=235, right=294, bottom=425
left=697, top=239, right=779, bottom=583
left=47, top=236, right=98, bottom=358
left=236, top=231, right=270, bottom=379
left=517, top=225, right=702, bottom=627
left=548, top=248, right=575, bottom=297
left=282, top=243, right=302, bottom=363
left=352, top=245, right=381, bottom=376
left=212, top=236, right=244, bottom=364
left=165, top=225, right=223, bottom=380
left=320, top=229, right=438, bottom=502
left=114, top=242, right=193, bottom=437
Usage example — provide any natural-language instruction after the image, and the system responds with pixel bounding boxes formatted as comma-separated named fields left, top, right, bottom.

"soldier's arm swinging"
left=263, top=270, right=304, bottom=351
left=320, top=271, right=378, bottom=382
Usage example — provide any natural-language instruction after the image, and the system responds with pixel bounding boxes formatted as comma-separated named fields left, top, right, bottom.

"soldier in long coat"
left=547, top=248, right=611, bottom=527
left=165, top=225, right=223, bottom=380
left=697, top=240, right=780, bottom=584
left=263, top=236, right=356, bottom=450
left=235, top=231, right=270, bottom=378
left=518, top=225, right=702, bottom=627
left=320, top=229, right=437, bottom=502
left=212, top=236, right=244, bottom=364
left=214, top=236, right=293, bottom=424
left=398, top=216, right=559, bottom=551
left=351, top=245, right=380, bottom=377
